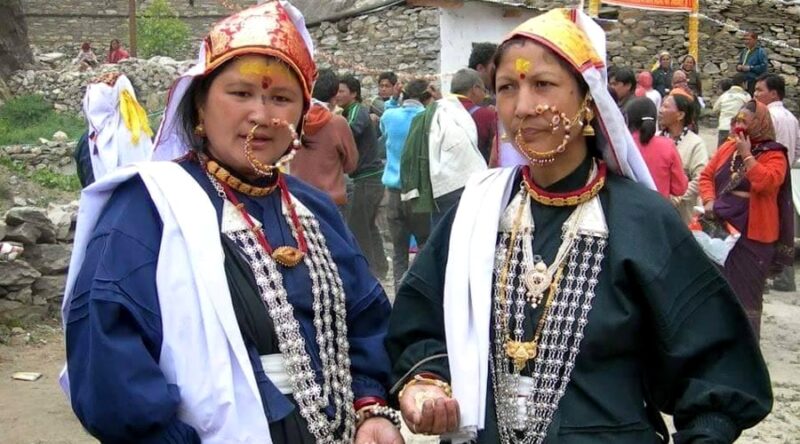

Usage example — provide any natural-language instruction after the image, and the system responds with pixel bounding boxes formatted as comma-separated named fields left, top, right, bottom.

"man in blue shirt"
left=736, top=31, right=769, bottom=94
left=380, top=79, right=435, bottom=290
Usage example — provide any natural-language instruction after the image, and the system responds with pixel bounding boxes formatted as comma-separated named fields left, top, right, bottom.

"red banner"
left=602, top=0, right=695, bottom=12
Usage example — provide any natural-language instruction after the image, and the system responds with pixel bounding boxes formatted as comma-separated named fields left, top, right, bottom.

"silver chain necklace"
left=207, top=173, right=356, bottom=443
left=491, top=186, right=608, bottom=443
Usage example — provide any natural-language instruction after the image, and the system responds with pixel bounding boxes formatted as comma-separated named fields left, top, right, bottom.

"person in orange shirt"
left=290, top=68, right=359, bottom=216
left=699, top=100, right=793, bottom=338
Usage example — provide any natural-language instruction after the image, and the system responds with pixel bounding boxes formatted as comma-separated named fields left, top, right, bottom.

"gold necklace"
left=521, top=161, right=606, bottom=207
left=205, top=158, right=277, bottom=197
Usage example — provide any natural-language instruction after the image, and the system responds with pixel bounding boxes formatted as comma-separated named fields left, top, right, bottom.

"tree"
left=138, top=0, right=191, bottom=59
left=0, top=0, right=33, bottom=79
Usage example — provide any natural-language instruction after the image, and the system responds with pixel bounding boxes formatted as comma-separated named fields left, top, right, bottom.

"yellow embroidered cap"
left=504, top=9, right=603, bottom=72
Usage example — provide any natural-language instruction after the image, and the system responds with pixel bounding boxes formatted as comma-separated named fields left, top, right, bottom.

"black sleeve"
left=631, top=220, right=772, bottom=443
left=384, top=205, right=458, bottom=405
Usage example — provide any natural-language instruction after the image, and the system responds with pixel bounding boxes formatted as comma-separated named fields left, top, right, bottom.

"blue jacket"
left=65, top=160, right=391, bottom=443
left=739, top=46, right=769, bottom=81
left=380, top=100, right=425, bottom=189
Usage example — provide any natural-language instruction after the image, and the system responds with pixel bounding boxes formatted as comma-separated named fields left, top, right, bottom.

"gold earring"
left=194, top=122, right=206, bottom=137
left=582, top=102, right=595, bottom=137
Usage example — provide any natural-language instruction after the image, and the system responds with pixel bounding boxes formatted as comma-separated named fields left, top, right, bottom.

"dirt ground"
left=1, top=128, right=799, bottom=443
left=1, top=289, right=799, bottom=444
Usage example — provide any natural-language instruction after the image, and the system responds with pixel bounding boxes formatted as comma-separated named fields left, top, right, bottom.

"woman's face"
left=658, top=95, right=683, bottom=128
left=198, top=55, right=304, bottom=177
left=111, top=40, right=120, bottom=50
left=495, top=41, right=586, bottom=161
left=659, top=54, right=671, bottom=69
left=732, top=108, right=754, bottom=135
left=681, top=56, right=695, bottom=72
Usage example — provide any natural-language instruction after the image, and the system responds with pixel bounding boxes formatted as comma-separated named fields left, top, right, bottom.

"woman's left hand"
left=734, top=131, right=752, bottom=158
left=354, top=417, right=405, bottom=444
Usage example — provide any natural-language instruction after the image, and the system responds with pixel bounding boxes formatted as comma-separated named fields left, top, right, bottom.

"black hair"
left=338, top=74, right=362, bottom=102
left=313, top=68, right=339, bottom=102
left=378, top=71, right=398, bottom=85
left=469, top=42, right=498, bottom=70
left=669, top=93, right=695, bottom=127
left=756, top=73, right=786, bottom=100
left=491, top=37, right=589, bottom=98
left=718, top=79, right=733, bottom=93
left=609, top=67, right=636, bottom=87
left=403, top=79, right=431, bottom=102
left=732, top=72, right=748, bottom=87
left=109, top=39, right=120, bottom=51
left=626, top=97, right=658, bottom=145
left=177, top=60, right=231, bottom=153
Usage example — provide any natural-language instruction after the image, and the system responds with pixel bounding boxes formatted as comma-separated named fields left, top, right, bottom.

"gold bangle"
left=398, top=374, right=452, bottom=400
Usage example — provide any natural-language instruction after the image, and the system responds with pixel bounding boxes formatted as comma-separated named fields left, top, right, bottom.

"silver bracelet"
left=357, top=405, right=402, bottom=430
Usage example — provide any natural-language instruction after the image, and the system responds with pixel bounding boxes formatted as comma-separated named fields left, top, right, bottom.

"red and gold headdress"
left=153, top=1, right=317, bottom=161
left=203, top=1, right=317, bottom=105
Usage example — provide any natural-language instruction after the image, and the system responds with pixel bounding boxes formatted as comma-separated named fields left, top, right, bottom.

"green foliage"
left=0, top=156, right=81, bottom=192
left=0, top=93, right=52, bottom=125
left=138, top=0, right=191, bottom=59
left=0, top=94, right=85, bottom=145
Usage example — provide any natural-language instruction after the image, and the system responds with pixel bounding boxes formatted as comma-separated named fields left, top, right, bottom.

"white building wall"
left=438, top=2, right=540, bottom=93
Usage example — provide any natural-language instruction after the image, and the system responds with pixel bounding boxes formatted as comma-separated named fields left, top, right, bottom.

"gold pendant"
left=272, top=246, right=304, bottom=267
left=504, top=340, right=538, bottom=370
left=523, top=258, right=551, bottom=306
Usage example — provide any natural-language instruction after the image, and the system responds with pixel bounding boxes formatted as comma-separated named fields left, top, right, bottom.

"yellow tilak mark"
left=238, top=59, right=292, bottom=82
left=515, top=58, right=532, bottom=78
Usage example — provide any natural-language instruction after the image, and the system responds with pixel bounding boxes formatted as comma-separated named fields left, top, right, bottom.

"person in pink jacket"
left=627, top=97, right=688, bottom=199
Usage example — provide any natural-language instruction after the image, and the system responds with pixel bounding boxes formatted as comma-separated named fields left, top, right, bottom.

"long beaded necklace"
left=491, top=160, right=610, bottom=443
left=205, top=170, right=357, bottom=443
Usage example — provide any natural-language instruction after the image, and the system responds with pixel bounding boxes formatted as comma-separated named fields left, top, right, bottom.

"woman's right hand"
left=703, top=200, right=715, bottom=216
left=398, top=383, right=460, bottom=435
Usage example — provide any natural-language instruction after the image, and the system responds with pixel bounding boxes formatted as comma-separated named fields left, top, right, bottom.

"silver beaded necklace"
left=491, top=183, right=609, bottom=444
left=208, top=173, right=356, bottom=443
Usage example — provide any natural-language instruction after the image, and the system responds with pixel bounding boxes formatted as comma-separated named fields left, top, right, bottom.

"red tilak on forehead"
left=261, top=76, right=272, bottom=90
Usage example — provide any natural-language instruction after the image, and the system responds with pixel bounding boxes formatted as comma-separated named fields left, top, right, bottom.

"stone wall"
left=0, top=203, right=77, bottom=324
left=12, top=1, right=800, bottom=113
left=21, top=0, right=252, bottom=58
left=1, top=140, right=78, bottom=176
left=309, top=5, right=441, bottom=96
left=6, top=55, right=193, bottom=114
left=605, top=0, right=800, bottom=113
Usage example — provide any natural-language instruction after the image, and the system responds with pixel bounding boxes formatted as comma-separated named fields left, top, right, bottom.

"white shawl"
left=443, top=167, right=520, bottom=441
left=60, top=162, right=272, bottom=443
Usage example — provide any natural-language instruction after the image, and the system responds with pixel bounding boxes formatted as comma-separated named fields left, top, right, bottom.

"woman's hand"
left=703, top=199, right=715, bottom=216
left=354, top=417, right=404, bottom=444
left=398, top=383, right=459, bottom=435
left=734, top=131, right=752, bottom=158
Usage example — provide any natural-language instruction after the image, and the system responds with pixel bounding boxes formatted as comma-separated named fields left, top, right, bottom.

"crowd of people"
left=52, top=1, right=800, bottom=443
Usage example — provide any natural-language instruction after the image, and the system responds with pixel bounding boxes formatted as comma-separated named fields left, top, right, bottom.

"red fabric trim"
left=522, top=161, right=607, bottom=199
left=354, top=397, right=387, bottom=411
left=278, top=175, right=308, bottom=252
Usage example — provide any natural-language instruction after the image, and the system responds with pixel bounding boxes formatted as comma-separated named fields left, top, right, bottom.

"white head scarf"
left=500, top=8, right=655, bottom=189
left=82, top=73, right=154, bottom=179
